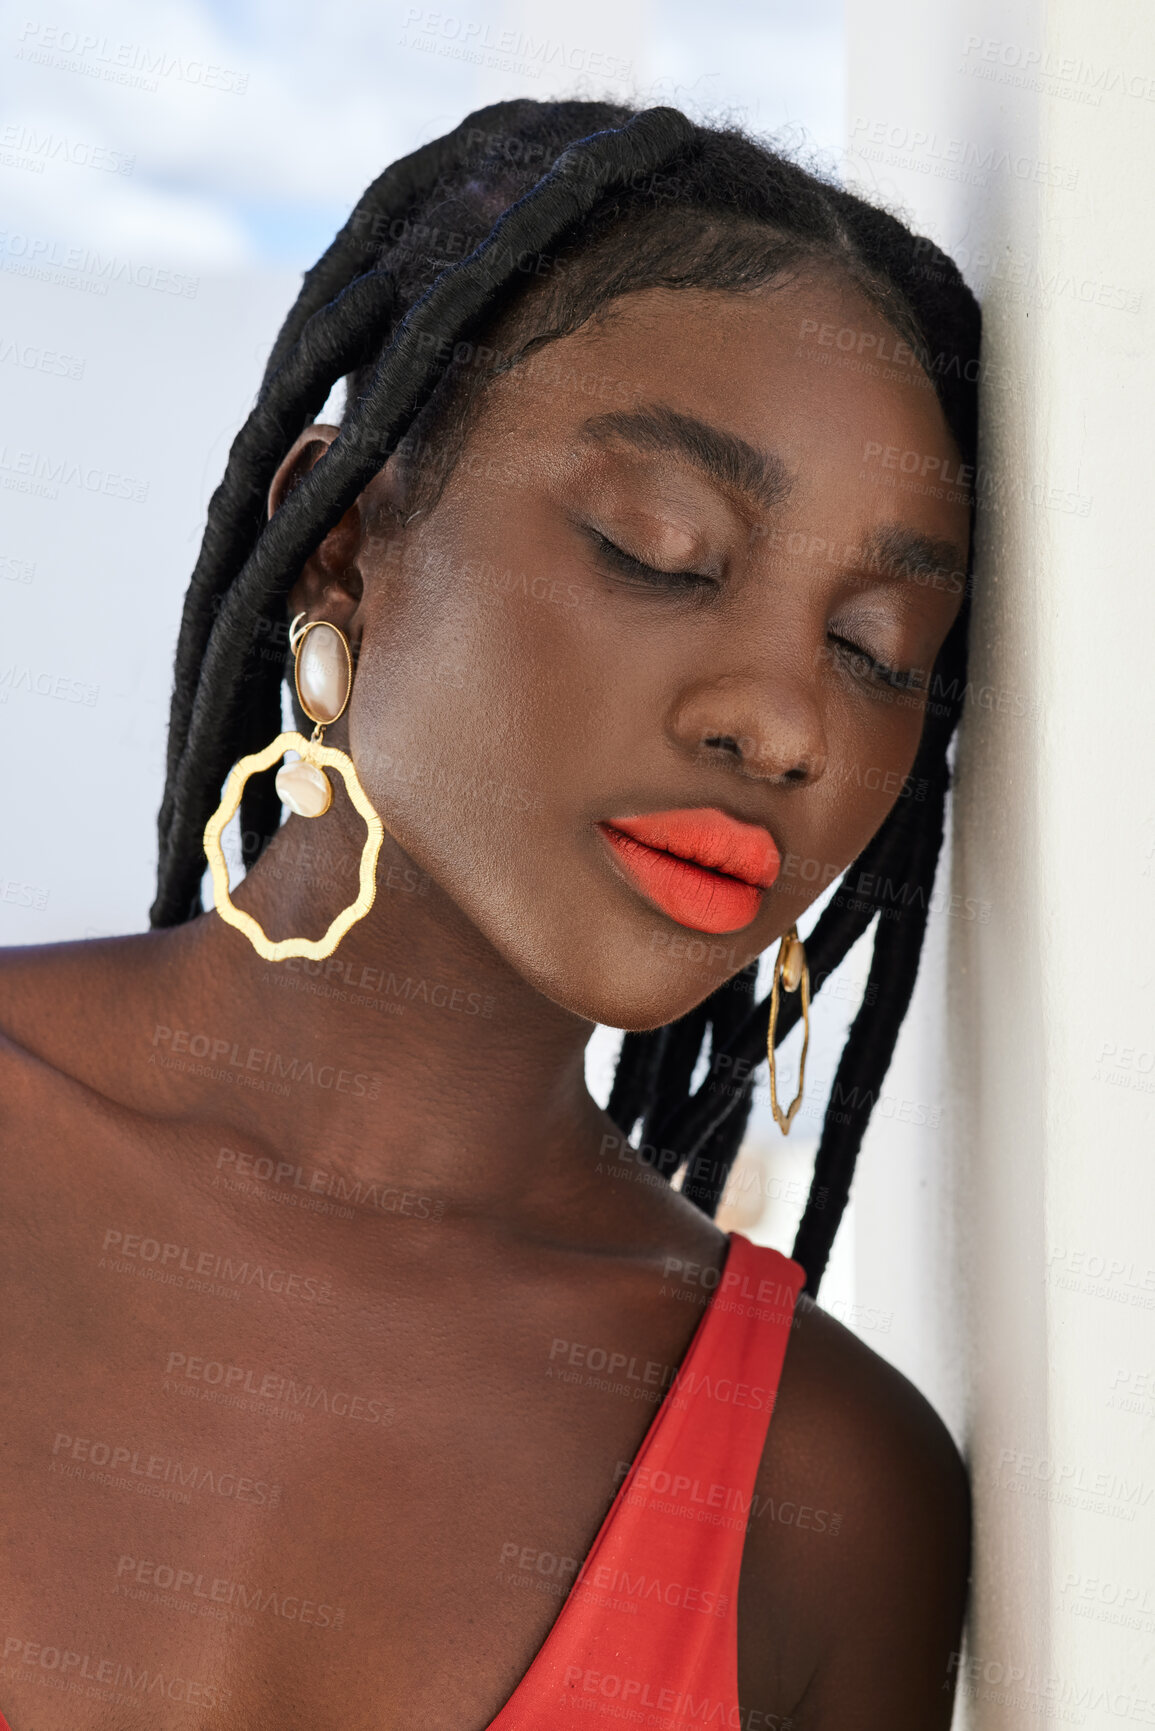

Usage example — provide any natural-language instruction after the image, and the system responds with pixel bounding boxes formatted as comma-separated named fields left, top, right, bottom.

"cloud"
left=5, top=0, right=846, bottom=269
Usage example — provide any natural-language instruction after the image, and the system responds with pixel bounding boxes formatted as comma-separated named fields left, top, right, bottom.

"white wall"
left=845, top=0, right=1155, bottom=1720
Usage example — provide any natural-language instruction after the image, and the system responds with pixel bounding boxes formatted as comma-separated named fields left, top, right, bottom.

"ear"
left=268, top=425, right=407, bottom=639
left=267, top=425, right=360, bottom=632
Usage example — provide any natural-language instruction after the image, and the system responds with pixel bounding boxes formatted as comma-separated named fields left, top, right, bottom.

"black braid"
left=791, top=774, right=948, bottom=1293
left=679, top=962, right=761, bottom=1212
left=152, top=103, right=694, bottom=924
left=153, top=98, right=980, bottom=1296
left=159, top=269, right=400, bottom=887
left=606, top=1024, right=670, bottom=1145
left=639, top=999, right=713, bottom=1177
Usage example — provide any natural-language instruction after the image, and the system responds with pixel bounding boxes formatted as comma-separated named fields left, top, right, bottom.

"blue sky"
left=4, top=0, right=845, bottom=271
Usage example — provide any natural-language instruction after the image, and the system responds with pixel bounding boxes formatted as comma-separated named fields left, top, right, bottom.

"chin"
left=517, top=938, right=756, bottom=1033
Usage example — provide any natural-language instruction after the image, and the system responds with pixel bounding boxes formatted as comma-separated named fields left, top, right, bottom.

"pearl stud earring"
left=274, top=613, right=354, bottom=816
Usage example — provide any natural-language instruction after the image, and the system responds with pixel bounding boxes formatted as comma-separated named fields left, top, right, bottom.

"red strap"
left=491, top=1233, right=805, bottom=1726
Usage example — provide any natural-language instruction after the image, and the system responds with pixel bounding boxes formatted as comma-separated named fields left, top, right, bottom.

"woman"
left=0, top=99, right=978, bottom=1728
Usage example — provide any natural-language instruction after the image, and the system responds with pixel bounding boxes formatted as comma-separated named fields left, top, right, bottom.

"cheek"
left=819, top=697, right=928, bottom=869
left=342, top=573, right=680, bottom=1021
left=345, top=571, right=616, bottom=870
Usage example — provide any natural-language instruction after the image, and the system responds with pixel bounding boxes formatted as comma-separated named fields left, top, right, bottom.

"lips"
left=597, top=807, right=781, bottom=935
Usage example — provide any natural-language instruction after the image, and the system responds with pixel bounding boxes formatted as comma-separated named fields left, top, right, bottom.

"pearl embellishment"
left=296, top=622, right=350, bottom=725
left=275, top=758, right=332, bottom=818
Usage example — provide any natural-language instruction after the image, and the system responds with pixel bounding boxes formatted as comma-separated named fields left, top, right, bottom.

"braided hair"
left=151, top=98, right=980, bottom=1297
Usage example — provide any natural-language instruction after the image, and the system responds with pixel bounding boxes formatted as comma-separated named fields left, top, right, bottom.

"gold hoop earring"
left=767, top=925, right=810, bottom=1135
left=202, top=613, right=384, bottom=963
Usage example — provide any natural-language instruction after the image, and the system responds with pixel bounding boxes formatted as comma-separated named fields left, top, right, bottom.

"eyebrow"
left=577, top=403, right=793, bottom=515
left=855, top=524, right=969, bottom=588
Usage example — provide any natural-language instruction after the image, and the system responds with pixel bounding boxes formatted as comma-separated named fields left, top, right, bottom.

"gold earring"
left=767, top=925, right=810, bottom=1135
left=202, top=613, right=385, bottom=963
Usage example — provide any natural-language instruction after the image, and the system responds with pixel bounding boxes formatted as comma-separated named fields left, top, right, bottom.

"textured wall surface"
left=846, top=0, right=1155, bottom=1722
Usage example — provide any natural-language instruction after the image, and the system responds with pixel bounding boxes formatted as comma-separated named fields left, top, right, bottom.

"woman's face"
left=303, top=271, right=970, bottom=1030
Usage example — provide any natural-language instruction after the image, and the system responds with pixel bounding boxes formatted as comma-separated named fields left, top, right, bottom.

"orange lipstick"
left=597, top=807, right=781, bottom=934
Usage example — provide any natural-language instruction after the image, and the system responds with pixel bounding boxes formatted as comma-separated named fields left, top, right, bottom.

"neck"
left=152, top=812, right=613, bottom=1217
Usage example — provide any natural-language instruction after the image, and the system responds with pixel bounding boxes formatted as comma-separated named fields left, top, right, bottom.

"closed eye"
left=587, top=528, right=719, bottom=594
left=587, top=525, right=922, bottom=688
left=828, top=633, right=925, bottom=692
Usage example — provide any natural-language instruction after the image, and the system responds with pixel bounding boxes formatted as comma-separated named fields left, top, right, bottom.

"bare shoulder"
left=0, top=930, right=152, bottom=997
left=0, top=931, right=168, bottom=1083
left=738, top=1292, right=970, bottom=1728
left=0, top=940, right=80, bottom=1076
left=0, top=934, right=116, bottom=1030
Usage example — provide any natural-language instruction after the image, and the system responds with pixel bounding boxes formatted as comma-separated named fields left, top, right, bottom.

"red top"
left=489, top=1231, right=805, bottom=1728
left=0, top=1231, right=804, bottom=1731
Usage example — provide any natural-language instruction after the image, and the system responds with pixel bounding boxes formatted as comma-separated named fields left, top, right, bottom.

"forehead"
left=487, top=273, right=971, bottom=554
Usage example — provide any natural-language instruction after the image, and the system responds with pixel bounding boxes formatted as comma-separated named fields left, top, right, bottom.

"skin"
left=0, top=270, right=971, bottom=1729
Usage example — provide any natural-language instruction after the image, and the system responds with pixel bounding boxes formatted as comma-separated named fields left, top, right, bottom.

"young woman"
left=0, top=99, right=979, bottom=1728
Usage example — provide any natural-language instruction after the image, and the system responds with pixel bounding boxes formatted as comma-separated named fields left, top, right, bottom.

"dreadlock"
left=152, top=97, right=980, bottom=1298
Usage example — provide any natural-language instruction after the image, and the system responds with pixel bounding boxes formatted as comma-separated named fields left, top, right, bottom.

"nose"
left=668, top=666, right=828, bottom=787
